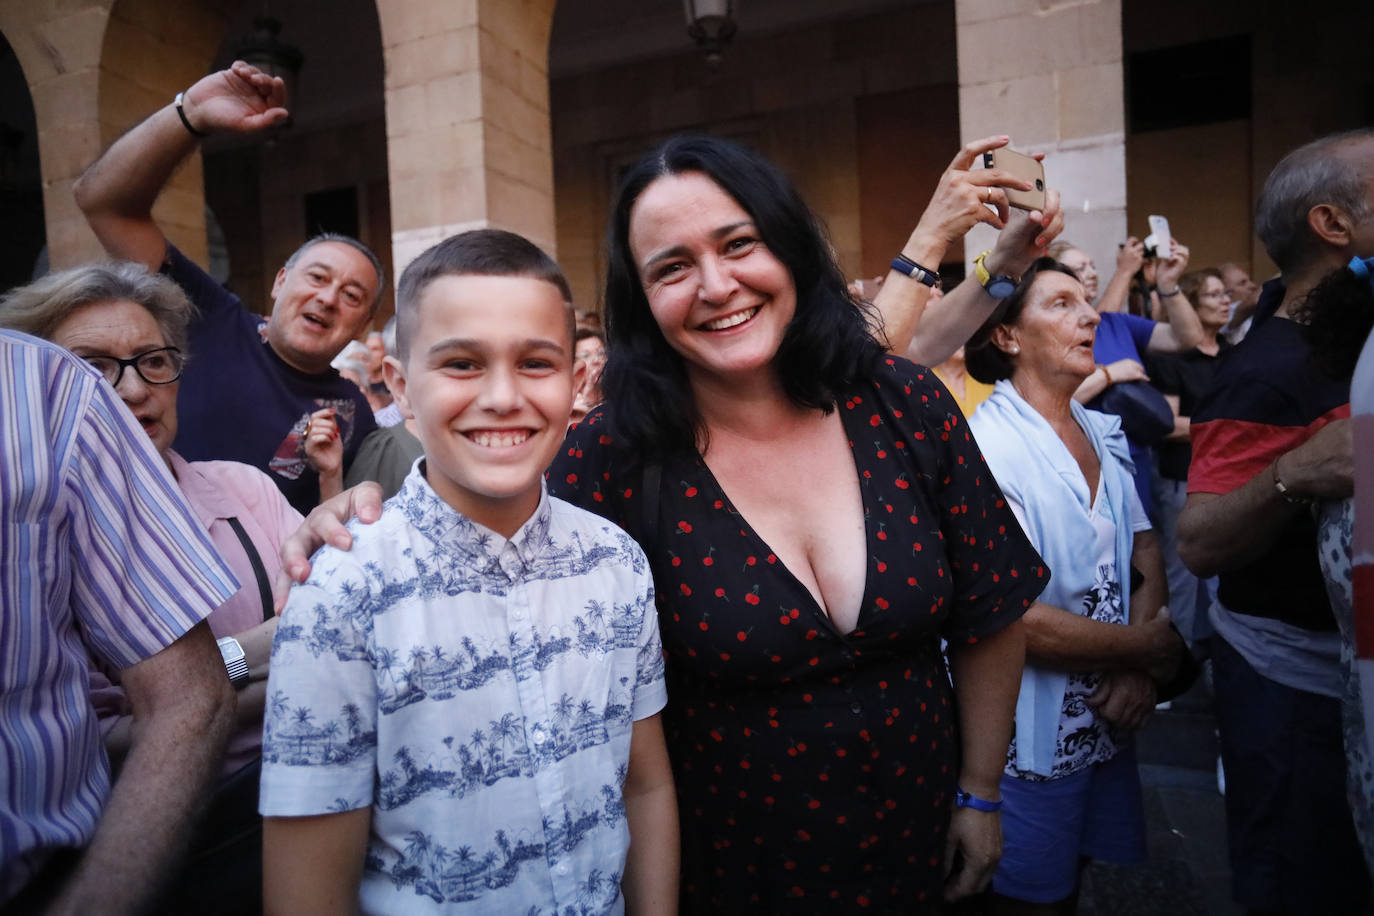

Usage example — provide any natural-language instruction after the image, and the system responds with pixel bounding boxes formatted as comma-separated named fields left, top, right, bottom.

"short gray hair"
left=1256, top=129, right=1374, bottom=273
left=284, top=233, right=386, bottom=312
left=0, top=261, right=196, bottom=354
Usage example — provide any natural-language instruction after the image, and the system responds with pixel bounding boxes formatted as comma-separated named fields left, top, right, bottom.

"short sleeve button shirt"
left=260, top=466, right=666, bottom=915
left=1, top=331, right=239, bottom=901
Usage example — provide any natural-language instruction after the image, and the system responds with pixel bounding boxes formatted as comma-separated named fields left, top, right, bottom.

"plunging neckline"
left=692, top=406, right=875, bottom=639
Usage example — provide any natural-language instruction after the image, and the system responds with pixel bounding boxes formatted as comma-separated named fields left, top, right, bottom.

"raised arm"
left=892, top=194, right=1064, bottom=366
left=873, top=135, right=1046, bottom=357
left=1145, top=242, right=1204, bottom=353
left=47, top=621, right=235, bottom=916
left=1096, top=237, right=1145, bottom=313
left=73, top=60, right=289, bottom=271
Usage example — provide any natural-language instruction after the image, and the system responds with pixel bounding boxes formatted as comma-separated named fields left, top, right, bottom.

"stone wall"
left=956, top=0, right=1127, bottom=285
left=549, top=2, right=961, bottom=312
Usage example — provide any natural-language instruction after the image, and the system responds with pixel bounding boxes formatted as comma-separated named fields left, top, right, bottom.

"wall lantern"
left=684, top=0, right=737, bottom=67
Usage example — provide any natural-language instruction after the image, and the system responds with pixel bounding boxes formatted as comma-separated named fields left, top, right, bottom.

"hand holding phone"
left=982, top=148, right=1047, bottom=212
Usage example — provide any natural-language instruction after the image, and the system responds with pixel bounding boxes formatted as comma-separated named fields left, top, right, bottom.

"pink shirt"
left=89, top=451, right=302, bottom=776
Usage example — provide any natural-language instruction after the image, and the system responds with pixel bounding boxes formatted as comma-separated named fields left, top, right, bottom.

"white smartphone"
left=1148, top=214, right=1172, bottom=259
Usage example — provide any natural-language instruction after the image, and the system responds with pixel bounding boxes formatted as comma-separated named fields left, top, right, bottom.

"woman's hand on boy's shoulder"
left=273, top=482, right=385, bottom=611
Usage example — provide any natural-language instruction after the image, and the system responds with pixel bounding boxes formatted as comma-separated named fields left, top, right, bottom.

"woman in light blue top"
left=962, top=258, right=1188, bottom=913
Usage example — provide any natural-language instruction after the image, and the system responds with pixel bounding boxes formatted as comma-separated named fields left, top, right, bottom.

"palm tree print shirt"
left=260, top=466, right=667, bottom=914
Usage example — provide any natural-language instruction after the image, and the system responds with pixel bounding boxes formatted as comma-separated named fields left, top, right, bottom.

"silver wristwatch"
left=216, top=636, right=250, bottom=689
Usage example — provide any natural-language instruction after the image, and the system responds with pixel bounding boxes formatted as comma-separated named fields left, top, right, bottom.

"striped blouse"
left=0, top=330, right=239, bottom=902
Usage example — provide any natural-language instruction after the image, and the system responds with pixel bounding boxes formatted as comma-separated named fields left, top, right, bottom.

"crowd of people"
left=1, top=56, right=1371, bottom=916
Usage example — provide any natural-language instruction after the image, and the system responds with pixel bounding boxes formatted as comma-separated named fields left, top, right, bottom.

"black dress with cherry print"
left=548, top=356, right=1046, bottom=914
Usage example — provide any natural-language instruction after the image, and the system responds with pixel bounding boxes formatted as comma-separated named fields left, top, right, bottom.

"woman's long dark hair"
left=1295, top=257, right=1374, bottom=379
left=601, top=134, right=884, bottom=461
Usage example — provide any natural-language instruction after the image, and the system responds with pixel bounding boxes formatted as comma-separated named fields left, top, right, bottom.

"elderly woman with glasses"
left=0, top=261, right=305, bottom=908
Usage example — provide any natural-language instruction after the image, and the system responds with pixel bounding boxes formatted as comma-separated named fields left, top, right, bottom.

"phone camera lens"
left=1035, top=179, right=1044, bottom=191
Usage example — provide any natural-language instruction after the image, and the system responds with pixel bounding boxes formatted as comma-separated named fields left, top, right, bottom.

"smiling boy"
left=259, top=230, right=678, bottom=915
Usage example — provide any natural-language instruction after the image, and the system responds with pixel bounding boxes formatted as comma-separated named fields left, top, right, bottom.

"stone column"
left=955, top=0, right=1126, bottom=280
left=380, top=0, right=557, bottom=279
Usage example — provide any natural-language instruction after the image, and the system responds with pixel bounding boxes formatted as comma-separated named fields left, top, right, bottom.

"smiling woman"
left=545, top=135, right=1047, bottom=912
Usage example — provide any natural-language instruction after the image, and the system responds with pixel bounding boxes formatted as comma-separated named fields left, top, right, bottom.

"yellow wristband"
left=973, top=250, right=993, bottom=287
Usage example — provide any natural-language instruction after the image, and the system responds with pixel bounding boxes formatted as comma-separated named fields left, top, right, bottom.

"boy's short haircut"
left=394, top=229, right=575, bottom=363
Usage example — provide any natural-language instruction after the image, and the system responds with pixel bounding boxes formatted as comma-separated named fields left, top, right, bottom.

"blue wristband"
left=955, top=787, right=1003, bottom=812
left=890, top=254, right=940, bottom=289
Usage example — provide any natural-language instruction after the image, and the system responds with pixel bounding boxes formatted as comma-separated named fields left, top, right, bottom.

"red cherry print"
left=595, top=359, right=1037, bottom=905
left=565, top=473, right=577, bottom=484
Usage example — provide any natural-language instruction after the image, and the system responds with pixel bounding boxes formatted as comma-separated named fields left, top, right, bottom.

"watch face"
left=217, top=637, right=244, bottom=663
left=988, top=277, right=1017, bottom=299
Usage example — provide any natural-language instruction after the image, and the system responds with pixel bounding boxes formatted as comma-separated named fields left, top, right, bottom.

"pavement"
left=1077, top=674, right=1242, bottom=916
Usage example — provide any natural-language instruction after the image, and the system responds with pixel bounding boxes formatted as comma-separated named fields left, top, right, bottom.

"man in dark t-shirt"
left=1179, top=129, right=1374, bottom=914
left=73, top=61, right=380, bottom=513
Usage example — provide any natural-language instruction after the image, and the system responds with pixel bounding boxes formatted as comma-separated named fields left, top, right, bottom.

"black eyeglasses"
left=84, top=347, right=185, bottom=388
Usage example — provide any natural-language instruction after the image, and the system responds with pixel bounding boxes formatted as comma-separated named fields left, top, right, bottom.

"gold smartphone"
left=982, top=148, right=1047, bottom=211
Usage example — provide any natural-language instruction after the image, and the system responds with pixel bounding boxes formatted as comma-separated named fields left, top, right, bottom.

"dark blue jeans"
left=1212, top=635, right=1369, bottom=914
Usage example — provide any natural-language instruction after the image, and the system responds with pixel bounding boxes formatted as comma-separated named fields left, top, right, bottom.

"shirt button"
left=554, top=862, right=570, bottom=876
left=531, top=726, right=546, bottom=745
left=851, top=702, right=863, bottom=715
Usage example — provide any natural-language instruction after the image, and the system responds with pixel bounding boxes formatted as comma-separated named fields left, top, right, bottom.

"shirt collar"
left=396, top=463, right=555, bottom=578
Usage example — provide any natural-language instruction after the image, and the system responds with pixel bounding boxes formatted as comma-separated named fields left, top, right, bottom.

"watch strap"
left=955, top=787, right=1003, bottom=812
left=973, top=250, right=993, bottom=287
left=217, top=636, right=250, bottom=688
left=973, top=249, right=1016, bottom=299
